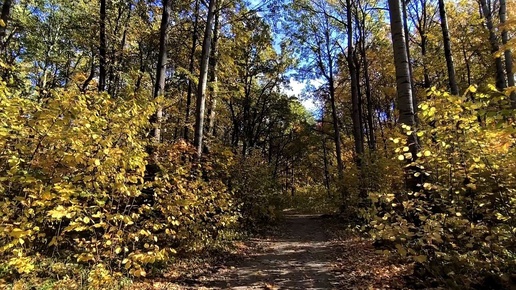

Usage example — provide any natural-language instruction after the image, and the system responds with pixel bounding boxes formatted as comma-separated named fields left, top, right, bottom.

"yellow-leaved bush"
left=0, top=80, right=238, bottom=282
left=368, top=86, right=516, bottom=287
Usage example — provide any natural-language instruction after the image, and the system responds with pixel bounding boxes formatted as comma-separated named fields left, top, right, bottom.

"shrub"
left=368, top=87, right=516, bottom=287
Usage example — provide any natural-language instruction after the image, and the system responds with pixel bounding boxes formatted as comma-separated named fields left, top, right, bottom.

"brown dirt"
left=133, top=213, right=411, bottom=290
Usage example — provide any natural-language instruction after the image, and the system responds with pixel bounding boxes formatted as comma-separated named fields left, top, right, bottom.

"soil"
left=135, top=213, right=411, bottom=290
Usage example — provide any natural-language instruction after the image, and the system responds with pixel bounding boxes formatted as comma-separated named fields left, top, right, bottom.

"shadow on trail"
left=180, top=214, right=340, bottom=290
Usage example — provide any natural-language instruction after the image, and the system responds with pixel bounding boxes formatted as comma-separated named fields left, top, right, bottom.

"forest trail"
left=148, top=212, right=410, bottom=290
left=181, top=213, right=340, bottom=289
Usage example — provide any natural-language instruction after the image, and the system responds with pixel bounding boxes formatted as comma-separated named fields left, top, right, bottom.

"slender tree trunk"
left=321, top=16, right=344, bottom=180
left=82, top=50, right=96, bottom=92
left=329, top=81, right=344, bottom=179
left=194, top=0, right=216, bottom=158
left=207, top=1, right=221, bottom=137
left=480, top=0, right=507, bottom=90
left=361, top=39, right=375, bottom=151
left=98, top=0, right=107, bottom=92
left=401, top=0, right=417, bottom=113
left=0, top=0, right=12, bottom=46
left=347, top=0, right=364, bottom=166
left=184, top=0, right=200, bottom=141
left=151, top=0, right=171, bottom=142
left=438, top=0, right=459, bottom=95
left=500, top=0, right=515, bottom=107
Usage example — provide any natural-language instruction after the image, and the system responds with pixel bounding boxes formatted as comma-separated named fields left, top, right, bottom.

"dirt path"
left=138, top=213, right=411, bottom=290
left=176, top=214, right=341, bottom=289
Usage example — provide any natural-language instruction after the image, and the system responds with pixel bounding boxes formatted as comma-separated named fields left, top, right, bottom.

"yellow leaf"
left=398, top=155, right=405, bottom=161
left=414, top=255, right=427, bottom=263
left=94, top=159, right=101, bottom=166
left=48, top=206, right=68, bottom=220
left=10, top=228, right=26, bottom=238
left=133, top=269, right=146, bottom=277
left=424, top=150, right=431, bottom=157
left=115, top=247, right=122, bottom=254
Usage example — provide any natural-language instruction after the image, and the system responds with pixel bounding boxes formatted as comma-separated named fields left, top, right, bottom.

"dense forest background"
left=0, top=0, right=515, bottom=288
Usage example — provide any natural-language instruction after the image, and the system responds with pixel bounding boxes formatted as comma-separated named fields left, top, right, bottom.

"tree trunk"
left=438, top=0, right=459, bottom=95
left=194, top=0, right=216, bottom=158
left=401, top=0, right=417, bottom=113
left=184, top=0, right=200, bottom=141
left=499, top=0, right=515, bottom=107
left=388, top=0, right=418, bottom=151
left=151, top=0, right=171, bottom=142
left=207, top=1, right=221, bottom=137
left=98, top=0, right=107, bottom=92
left=389, top=0, right=420, bottom=191
left=347, top=0, right=364, bottom=166
left=0, top=0, right=12, bottom=46
left=480, top=0, right=507, bottom=90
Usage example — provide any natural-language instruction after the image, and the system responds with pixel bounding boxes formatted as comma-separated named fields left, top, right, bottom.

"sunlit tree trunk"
left=151, top=0, right=171, bottom=142
left=388, top=0, right=418, bottom=149
left=207, top=1, right=222, bottom=138
left=194, top=0, right=216, bottom=158
left=438, top=0, right=459, bottom=95
left=401, top=0, right=417, bottom=113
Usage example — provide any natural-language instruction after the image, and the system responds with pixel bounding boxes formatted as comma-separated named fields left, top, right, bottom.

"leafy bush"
left=368, top=87, right=516, bottom=287
left=229, top=152, right=284, bottom=230
left=0, top=82, right=238, bottom=285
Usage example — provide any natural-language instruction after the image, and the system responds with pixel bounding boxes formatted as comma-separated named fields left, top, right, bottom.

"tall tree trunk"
left=347, top=0, right=364, bottom=166
left=0, top=0, right=12, bottom=46
left=389, top=0, right=420, bottom=191
left=499, top=0, right=515, bottom=107
left=322, top=15, right=344, bottom=181
left=357, top=2, right=376, bottom=152
left=98, top=0, right=107, bottom=92
left=194, top=0, right=216, bottom=158
left=360, top=37, right=375, bottom=151
left=438, top=0, right=459, bottom=95
left=480, top=0, right=507, bottom=90
left=184, top=0, right=200, bottom=141
left=388, top=0, right=418, bottom=151
left=401, top=0, right=417, bottom=113
left=207, top=1, right=221, bottom=138
left=151, top=0, right=171, bottom=142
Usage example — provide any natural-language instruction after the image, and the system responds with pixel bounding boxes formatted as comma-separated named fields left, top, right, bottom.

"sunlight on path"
left=187, top=214, right=340, bottom=289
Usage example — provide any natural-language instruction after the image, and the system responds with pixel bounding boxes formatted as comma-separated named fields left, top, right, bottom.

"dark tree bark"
left=0, top=0, right=12, bottom=46
left=194, top=0, right=217, bottom=158
left=184, top=0, right=200, bottom=141
left=499, top=0, right=515, bottom=107
left=347, top=0, right=364, bottom=166
left=480, top=0, right=507, bottom=90
left=98, top=0, right=107, bottom=92
left=438, top=0, right=459, bottom=95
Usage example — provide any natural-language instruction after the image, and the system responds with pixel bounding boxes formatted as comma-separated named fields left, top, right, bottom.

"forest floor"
left=133, top=211, right=412, bottom=289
